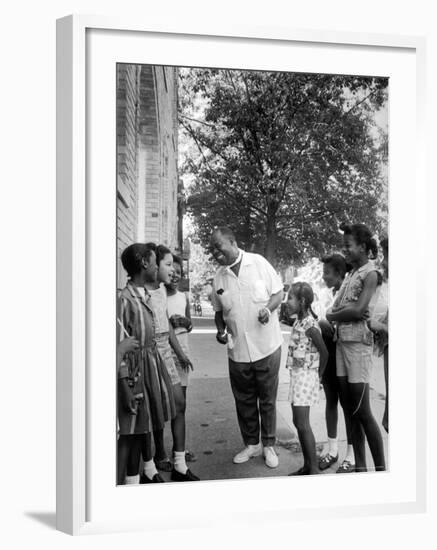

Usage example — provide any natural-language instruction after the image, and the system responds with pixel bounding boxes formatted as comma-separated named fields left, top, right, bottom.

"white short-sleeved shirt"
left=211, top=250, right=283, bottom=363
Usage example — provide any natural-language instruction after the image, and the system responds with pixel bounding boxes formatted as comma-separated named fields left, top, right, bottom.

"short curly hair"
left=339, top=222, right=378, bottom=259
left=121, top=243, right=155, bottom=278
left=321, top=253, right=348, bottom=278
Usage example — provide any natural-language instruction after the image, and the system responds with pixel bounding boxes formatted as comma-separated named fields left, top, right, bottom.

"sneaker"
left=263, top=446, right=279, bottom=468
left=233, top=443, right=262, bottom=464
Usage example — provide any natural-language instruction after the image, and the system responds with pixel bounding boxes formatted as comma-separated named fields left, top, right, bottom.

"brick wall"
left=117, top=65, right=140, bottom=289
left=153, top=66, right=179, bottom=250
left=116, top=64, right=179, bottom=289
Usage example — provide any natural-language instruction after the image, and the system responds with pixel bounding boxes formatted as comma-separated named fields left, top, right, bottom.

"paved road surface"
left=158, top=315, right=388, bottom=481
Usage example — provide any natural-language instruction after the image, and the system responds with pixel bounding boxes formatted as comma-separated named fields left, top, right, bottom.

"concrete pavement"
left=159, top=315, right=388, bottom=481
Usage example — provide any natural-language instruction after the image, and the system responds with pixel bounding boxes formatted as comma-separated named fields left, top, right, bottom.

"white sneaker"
left=233, top=444, right=262, bottom=464
left=263, top=446, right=279, bottom=468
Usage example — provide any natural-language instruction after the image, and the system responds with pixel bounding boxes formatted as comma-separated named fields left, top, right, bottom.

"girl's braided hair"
left=289, top=281, right=318, bottom=320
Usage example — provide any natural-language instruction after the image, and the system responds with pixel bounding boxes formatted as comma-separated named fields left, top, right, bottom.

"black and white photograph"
left=3, top=0, right=434, bottom=544
left=116, top=63, right=389, bottom=485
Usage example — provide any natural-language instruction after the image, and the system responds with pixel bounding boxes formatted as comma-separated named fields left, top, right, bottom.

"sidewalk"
left=160, top=320, right=388, bottom=481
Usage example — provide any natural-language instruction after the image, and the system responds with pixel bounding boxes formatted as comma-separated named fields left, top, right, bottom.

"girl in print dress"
left=286, top=282, right=328, bottom=475
left=117, top=243, right=176, bottom=485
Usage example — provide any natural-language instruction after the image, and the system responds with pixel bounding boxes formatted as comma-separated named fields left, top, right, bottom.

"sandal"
left=318, top=453, right=338, bottom=470
left=154, top=457, right=173, bottom=472
left=336, top=459, right=355, bottom=473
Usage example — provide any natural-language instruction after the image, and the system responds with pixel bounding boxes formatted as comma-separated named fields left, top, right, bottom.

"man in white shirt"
left=210, top=227, right=283, bottom=468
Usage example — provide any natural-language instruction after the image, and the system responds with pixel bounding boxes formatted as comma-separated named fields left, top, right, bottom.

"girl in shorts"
left=286, top=282, right=328, bottom=476
left=326, top=223, right=385, bottom=472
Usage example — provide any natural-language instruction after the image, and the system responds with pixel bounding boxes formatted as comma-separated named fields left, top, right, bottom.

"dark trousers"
left=229, top=346, right=281, bottom=447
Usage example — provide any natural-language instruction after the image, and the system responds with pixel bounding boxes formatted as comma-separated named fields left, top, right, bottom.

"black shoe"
left=318, top=453, right=338, bottom=471
left=140, top=473, right=165, bottom=484
left=288, top=466, right=310, bottom=476
left=170, top=468, right=200, bottom=482
left=154, top=457, right=173, bottom=472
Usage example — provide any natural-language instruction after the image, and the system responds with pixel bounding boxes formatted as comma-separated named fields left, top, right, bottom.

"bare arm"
left=266, top=289, right=283, bottom=312
left=214, top=310, right=228, bottom=344
left=369, top=318, right=388, bottom=334
left=327, top=272, right=378, bottom=323
left=306, top=327, right=328, bottom=380
left=185, top=292, right=192, bottom=325
left=118, top=378, right=137, bottom=414
left=214, top=310, right=226, bottom=333
left=258, top=289, right=283, bottom=324
left=168, top=322, right=191, bottom=365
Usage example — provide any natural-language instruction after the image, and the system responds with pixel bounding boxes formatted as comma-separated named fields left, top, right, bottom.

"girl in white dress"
left=166, top=255, right=197, bottom=462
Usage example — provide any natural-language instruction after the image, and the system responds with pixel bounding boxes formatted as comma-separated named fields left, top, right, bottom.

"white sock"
left=125, top=474, right=139, bottom=485
left=345, top=444, right=355, bottom=464
left=328, top=437, right=338, bottom=457
left=143, top=459, right=158, bottom=480
left=174, top=451, right=188, bottom=474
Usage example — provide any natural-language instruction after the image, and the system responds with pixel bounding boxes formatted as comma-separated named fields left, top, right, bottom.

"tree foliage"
left=179, top=68, right=388, bottom=269
left=187, top=239, right=216, bottom=297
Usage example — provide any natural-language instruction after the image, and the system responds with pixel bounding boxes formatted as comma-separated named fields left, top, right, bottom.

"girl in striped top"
left=117, top=243, right=176, bottom=485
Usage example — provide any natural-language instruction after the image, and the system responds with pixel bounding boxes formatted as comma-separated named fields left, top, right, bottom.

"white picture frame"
left=56, top=14, right=427, bottom=535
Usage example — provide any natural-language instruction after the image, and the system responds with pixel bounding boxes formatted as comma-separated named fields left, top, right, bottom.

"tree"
left=179, top=69, right=388, bottom=269
left=187, top=239, right=216, bottom=299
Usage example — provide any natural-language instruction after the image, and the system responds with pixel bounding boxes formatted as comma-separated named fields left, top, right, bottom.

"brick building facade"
left=116, top=64, right=180, bottom=289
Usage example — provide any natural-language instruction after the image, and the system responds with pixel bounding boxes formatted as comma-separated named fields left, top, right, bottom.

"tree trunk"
left=264, top=213, right=277, bottom=267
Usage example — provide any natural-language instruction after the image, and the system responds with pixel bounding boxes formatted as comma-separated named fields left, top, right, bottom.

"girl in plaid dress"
left=286, top=282, right=328, bottom=475
left=117, top=243, right=176, bottom=485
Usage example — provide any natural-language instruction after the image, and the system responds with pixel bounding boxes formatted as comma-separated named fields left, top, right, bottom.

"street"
left=161, top=314, right=388, bottom=481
